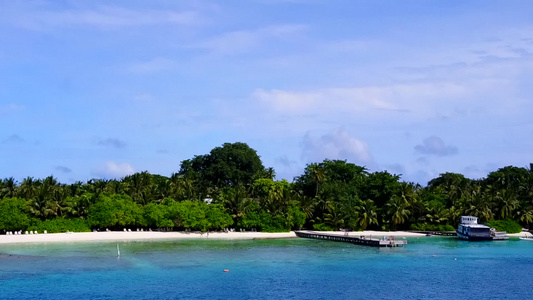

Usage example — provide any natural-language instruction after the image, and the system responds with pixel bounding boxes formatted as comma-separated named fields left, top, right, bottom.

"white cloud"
left=302, top=128, right=373, bottom=166
left=0, top=103, right=25, bottom=114
left=254, top=0, right=320, bottom=4
left=133, top=93, right=156, bottom=103
left=129, top=58, right=176, bottom=74
left=96, top=138, right=127, bottom=149
left=5, top=5, right=201, bottom=30
left=253, top=82, right=469, bottom=119
left=193, top=24, right=306, bottom=55
left=415, top=136, right=458, bottom=156
left=93, top=161, right=135, bottom=179
left=320, top=39, right=380, bottom=53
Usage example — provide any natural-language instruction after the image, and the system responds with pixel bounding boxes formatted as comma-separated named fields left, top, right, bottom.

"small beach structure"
left=295, top=231, right=407, bottom=247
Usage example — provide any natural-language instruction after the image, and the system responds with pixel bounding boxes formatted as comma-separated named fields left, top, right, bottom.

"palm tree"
left=324, top=201, right=345, bottom=229
left=309, top=163, right=325, bottom=197
left=66, top=181, right=84, bottom=197
left=496, top=189, right=519, bottom=219
left=28, top=192, right=51, bottom=220
left=170, top=173, right=197, bottom=201
left=386, top=196, right=410, bottom=229
left=220, top=184, right=252, bottom=221
left=397, top=182, right=417, bottom=205
left=154, top=178, right=171, bottom=202
left=0, top=177, right=17, bottom=199
left=26, top=176, right=63, bottom=219
left=425, top=204, right=448, bottom=224
left=356, top=199, right=378, bottom=230
left=295, top=192, right=315, bottom=220
left=428, top=172, right=470, bottom=207
left=447, top=205, right=462, bottom=226
left=464, top=185, right=493, bottom=222
left=123, top=172, right=154, bottom=205
left=264, top=181, right=295, bottom=215
left=519, top=208, right=533, bottom=226
left=86, top=179, right=108, bottom=199
left=105, top=179, right=125, bottom=195
left=63, top=193, right=93, bottom=219
left=19, top=177, right=40, bottom=200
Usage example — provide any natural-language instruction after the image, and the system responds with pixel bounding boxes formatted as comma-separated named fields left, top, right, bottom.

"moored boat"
left=519, top=237, right=533, bottom=241
left=456, top=216, right=508, bottom=241
left=491, top=230, right=509, bottom=240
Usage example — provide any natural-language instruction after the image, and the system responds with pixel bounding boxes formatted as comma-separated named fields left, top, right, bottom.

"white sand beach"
left=508, top=232, right=533, bottom=237
left=0, top=230, right=425, bottom=245
left=0, top=230, right=428, bottom=245
left=1, top=230, right=530, bottom=245
left=0, top=231, right=297, bottom=245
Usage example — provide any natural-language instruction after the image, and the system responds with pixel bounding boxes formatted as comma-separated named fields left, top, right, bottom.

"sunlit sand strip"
left=1, top=230, right=530, bottom=245
left=0, top=231, right=297, bottom=245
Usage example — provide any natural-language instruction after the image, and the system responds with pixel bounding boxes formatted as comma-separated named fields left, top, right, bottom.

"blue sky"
left=1, top=0, right=532, bottom=185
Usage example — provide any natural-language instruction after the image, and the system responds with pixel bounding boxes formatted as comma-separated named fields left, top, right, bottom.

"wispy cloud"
left=2, top=134, right=25, bottom=144
left=253, top=82, right=468, bottom=119
left=92, top=161, right=135, bottom=179
left=254, top=0, right=320, bottom=4
left=0, top=103, right=25, bottom=114
left=302, top=128, right=373, bottom=166
left=382, top=163, right=406, bottom=176
left=193, top=24, right=307, bottom=55
left=415, top=136, right=458, bottom=156
left=276, top=155, right=297, bottom=167
left=97, top=138, right=126, bottom=149
left=55, top=166, right=72, bottom=173
left=129, top=58, right=176, bottom=74
left=5, top=5, right=201, bottom=30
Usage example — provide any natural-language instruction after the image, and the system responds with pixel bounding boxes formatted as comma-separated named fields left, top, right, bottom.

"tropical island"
left=1, top=142, right=532, bottom=239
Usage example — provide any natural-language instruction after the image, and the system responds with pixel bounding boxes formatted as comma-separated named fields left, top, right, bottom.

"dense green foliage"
left=486, top=219, right=523, bottom=234
left=0, top=198, right=31, bottom=231
left=0, top=142, right=532, bottom=233
left=410, top=223, right=455, bottom=232
left=28, top=218, right=91, bottom=233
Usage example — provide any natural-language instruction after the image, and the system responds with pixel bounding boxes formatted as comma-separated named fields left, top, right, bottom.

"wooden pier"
left=295, top=231, right=407, bottom=247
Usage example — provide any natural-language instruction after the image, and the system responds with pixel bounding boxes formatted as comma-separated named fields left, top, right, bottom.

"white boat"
left=456, top=216, right=508, bottom=241
left=519, top=237, right=533, bottom=241
left=491, top=230, right=509, bottom=240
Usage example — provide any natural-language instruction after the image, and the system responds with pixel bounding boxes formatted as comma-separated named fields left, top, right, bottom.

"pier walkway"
left=295, top=231, right=407, bottom=247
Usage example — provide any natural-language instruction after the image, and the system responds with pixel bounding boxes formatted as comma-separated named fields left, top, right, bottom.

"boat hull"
left=456, top=231, right=493, bottom=241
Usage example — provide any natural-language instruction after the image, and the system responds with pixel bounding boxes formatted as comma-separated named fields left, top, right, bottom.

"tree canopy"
left=0, top=142, right=532, bottom=234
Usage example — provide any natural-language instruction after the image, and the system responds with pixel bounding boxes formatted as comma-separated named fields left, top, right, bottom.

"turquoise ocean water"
left=1, top=237, right=532, bottom=299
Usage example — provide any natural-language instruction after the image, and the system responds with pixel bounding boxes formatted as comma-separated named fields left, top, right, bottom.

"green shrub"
left=261, top=215, right=290, bottom=232
left=0, top=198, right=31, bottom=231
left=28, top=218, right=91, bottom=233
left=88, top=194, right=143, bottom=229
left=410, top=223, right=455, bottom=232
left=313, top=223, right=336, bottom=231
left=486, top=219, right=522, bottom=234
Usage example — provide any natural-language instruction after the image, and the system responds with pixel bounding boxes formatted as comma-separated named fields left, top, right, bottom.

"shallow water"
left=1, top=237, right=531, bottom=299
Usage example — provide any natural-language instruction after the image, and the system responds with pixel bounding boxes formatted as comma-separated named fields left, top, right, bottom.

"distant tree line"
left=1, top=142, right=532, bottom=233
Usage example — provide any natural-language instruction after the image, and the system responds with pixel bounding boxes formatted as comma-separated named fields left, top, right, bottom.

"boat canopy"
left=460, top=216, right=479, bottom=225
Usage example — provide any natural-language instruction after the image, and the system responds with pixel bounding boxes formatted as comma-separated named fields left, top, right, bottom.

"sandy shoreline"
left=0, top=230, right=426, bottom=245
left=0, top=230, right=421, bottom=245
left=0, top=231, right=297, bottom=245
left=0, top=230, right=530, bottom=245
